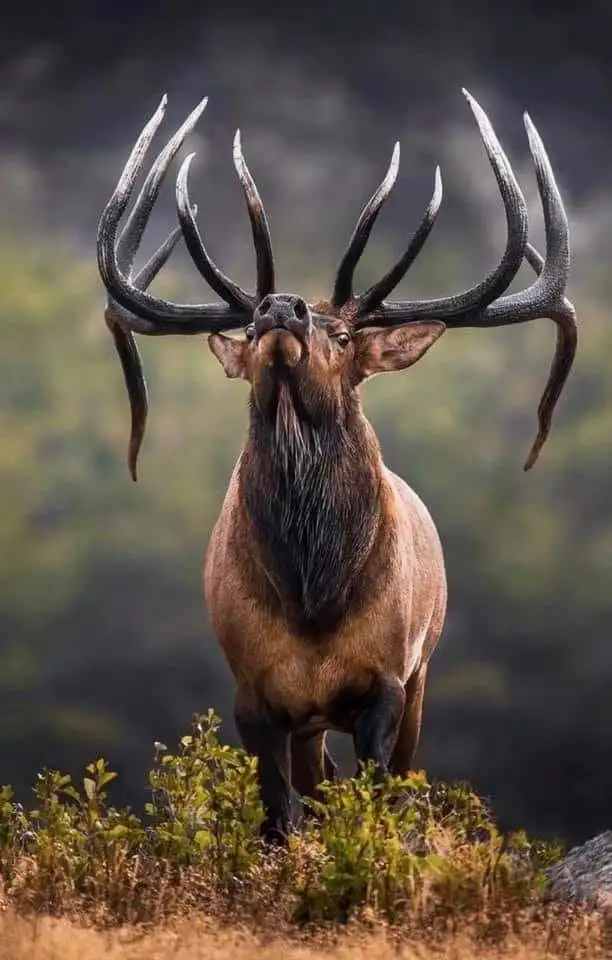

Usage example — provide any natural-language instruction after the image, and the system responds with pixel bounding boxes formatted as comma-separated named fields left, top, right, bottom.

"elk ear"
left=208, top=333, right=248, bottom=380
left=353, top=321, right=446, bottom=382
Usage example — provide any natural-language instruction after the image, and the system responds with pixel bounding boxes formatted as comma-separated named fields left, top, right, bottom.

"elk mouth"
left=251, top=330, right=319, bottom=436
left=257, top=328, right=308, bottom=371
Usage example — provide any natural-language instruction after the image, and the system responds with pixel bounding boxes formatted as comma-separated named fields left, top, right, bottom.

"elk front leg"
left=291, top=731, right=338, bottom=819
left=352, top=677, right=406, bottom=781
left=234, top=691, right=292, bottom=844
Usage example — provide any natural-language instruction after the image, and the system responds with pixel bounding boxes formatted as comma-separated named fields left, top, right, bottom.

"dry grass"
left=0, top=910, right=609, bottom=960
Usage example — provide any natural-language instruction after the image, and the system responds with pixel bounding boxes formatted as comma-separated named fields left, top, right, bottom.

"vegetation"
left=1, top=911, right=608, bottom=960
left=0, top=712, right=608, bottom=957
left=2, top=710, right=607, bottom=958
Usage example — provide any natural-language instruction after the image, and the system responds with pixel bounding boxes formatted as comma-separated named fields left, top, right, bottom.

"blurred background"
left=1, top=0, right=611, bottom=845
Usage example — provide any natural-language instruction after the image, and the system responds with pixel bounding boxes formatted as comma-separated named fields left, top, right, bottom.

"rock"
left=544, top=831, right=612, bottom=912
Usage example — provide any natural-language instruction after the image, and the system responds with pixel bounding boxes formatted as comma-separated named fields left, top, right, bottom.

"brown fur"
left=204, top=306, right=447, bottom=827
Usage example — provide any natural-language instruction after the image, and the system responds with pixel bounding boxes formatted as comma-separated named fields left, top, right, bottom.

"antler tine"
left=176, top=153, right=254, bottom=312
left=116, top=99, right=199, bottom=278
left=443, top=113, right=577, bottom=471
left=111, top=94, right=169, bottom=276
left=233, top=130, right=276, bottom=301
left=331, top=142, right=401, bottom=309
left=106, top=216, right=199, bottom=482
left=104, top=310, right=149, bottom=483
left=357, top=166, right=443, bottom=317
left=353, top=90, right=529, bottom=329
left=450, top=113, right=571, bottom=327
left=103, top=94, right=202, bottom=285
left=524, top=241, right=544, bottom=275
left=97, top=97, right=249, bottom=333
left=132, top=221, right=186, bottom=289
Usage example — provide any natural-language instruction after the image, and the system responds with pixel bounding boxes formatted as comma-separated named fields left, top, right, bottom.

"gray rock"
left=545, top=831, right=612, bottom=912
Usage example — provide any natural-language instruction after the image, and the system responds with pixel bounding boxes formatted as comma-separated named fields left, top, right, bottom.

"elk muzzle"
left=253, top=294, right=312, bottom=368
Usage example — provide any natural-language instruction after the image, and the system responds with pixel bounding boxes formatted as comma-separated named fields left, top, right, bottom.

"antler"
left=333, top=90, right=576, bottom=471
left=97, top=95, right=276, bottom=479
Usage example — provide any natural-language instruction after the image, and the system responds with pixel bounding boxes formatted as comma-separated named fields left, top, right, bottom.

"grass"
left=0, top=711, right=609, bottom=957
left=0, top=911, right=609, bottom=960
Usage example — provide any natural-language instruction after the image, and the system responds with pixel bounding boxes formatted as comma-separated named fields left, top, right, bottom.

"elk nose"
left=253, top=294, right=313, bottom=339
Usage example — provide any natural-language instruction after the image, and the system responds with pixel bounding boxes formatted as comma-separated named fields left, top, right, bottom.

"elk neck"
left=238, top=385, right=385, bottom=634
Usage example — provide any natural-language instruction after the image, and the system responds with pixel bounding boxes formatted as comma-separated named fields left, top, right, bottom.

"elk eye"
left=245, top=323, right=256, bottom=341
left=334, top=332, right=350, bottom=348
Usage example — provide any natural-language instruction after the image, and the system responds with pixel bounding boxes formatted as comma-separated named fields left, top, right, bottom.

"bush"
left=294, top=766, right=562, bottom=927
left=0, top=711, right=563, bottom=931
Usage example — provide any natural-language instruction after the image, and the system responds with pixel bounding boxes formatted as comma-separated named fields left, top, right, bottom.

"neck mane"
left=239, top=387, right=383, bottom=633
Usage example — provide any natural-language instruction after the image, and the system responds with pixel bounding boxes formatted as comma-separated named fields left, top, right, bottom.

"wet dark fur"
left=240, top=382, right=381, bottom=634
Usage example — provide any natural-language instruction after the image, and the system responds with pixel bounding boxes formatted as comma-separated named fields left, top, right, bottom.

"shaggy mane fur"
left=240, top=385, right=381, bottom=633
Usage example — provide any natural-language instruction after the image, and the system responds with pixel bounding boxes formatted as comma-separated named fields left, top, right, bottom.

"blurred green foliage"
left=0, top=223, right=611, bottom=845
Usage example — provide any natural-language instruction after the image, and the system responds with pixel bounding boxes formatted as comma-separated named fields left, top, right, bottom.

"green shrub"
left=146, top=710, right=264, bottom=882
left=0, top=711, right=562, bottom=929
left=293, top=765, right=562, bottom=926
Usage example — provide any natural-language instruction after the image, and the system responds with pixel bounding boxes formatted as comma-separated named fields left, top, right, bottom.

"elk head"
left=208, top=292, right=445, bottom=437
left=97, top=91, right=577, bottom=480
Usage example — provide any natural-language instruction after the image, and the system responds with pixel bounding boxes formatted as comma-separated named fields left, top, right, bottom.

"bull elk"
left=97, top=90, right=577, bottom=842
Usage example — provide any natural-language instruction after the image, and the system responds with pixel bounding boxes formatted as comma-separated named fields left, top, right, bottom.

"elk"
left=97, top=90, right=577, bottom=842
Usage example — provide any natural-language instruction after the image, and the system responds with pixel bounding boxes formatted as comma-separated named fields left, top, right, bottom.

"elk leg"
left=352, top=677, right=406, bottom=780
left=389, top=663, right=428, bottom=775
left=234, top=694, right=292, bottom=844
left=291, top=731, right=338, bottom=816
left=324, top=738, right=338, bottom=781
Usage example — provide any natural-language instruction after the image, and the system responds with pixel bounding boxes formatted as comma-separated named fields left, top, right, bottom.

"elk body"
left=97, top=90, right=577, bottom=842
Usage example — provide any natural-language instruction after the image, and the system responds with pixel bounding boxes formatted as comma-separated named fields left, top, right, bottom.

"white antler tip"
left=522, top=112, right=543, bottom=154
left=192, top=97, right=208, bottom=123
left=386, top=141, right=400, bottom=183
left=462, top=88, right=485, bottom=117
left=176, top=152, right=197, bottom=195
left=233, top=130, right=244, bottom=168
